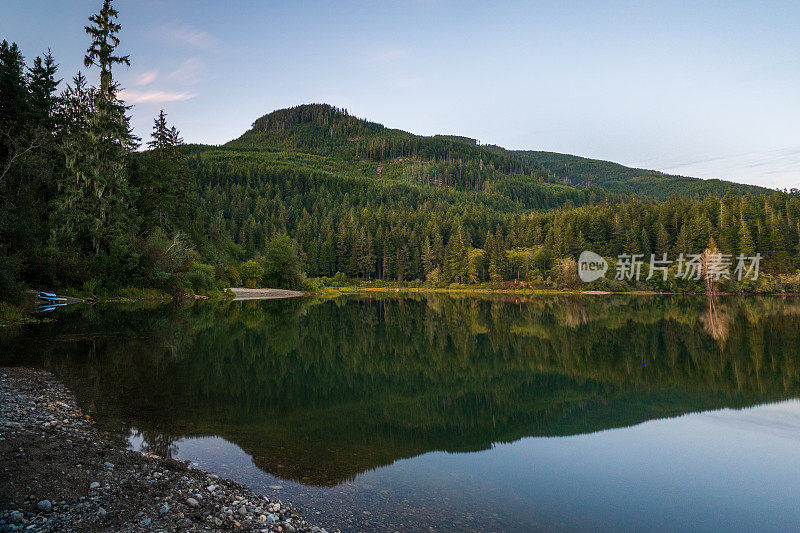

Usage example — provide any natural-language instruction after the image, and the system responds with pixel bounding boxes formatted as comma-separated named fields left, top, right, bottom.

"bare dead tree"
left=0, top=126, right=48, bottom=184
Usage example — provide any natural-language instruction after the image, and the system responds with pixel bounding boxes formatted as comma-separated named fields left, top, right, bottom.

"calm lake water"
left=3, top=294, right=800, bottom=532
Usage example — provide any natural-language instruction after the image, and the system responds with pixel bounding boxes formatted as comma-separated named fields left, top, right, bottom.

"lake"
left=3, top=294, right=800, bottom=532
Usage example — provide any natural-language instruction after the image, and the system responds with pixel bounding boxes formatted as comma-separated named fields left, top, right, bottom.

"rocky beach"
left=0, top=368, right=328, bottom=532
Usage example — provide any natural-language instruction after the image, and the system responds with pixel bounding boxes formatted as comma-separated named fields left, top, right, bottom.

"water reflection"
left=3, top=294, right=800, bottom=530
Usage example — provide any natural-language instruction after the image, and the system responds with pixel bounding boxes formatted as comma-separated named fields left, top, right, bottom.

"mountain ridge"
left=223, top=103, right=771, bottom=200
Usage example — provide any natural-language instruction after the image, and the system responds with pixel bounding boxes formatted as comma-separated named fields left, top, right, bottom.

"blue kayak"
left=38, top=303, right=67, bottom=312
left=38, top=291, right=67, bottom=302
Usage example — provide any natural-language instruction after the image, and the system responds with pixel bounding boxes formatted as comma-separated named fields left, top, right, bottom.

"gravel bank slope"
left=0, top=368, right=329, bottom=532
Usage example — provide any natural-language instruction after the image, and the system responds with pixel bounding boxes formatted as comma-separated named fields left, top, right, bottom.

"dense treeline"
left=0, top=1, right=229, bottom=300
left=189, top=143, right=800, bottom=290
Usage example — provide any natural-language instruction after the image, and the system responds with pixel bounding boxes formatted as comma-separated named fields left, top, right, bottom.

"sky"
left=2, top=0, right=799, bottom=189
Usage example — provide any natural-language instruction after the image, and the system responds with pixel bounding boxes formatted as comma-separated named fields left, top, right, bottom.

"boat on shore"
left=37, top=291, right=67, bottom=302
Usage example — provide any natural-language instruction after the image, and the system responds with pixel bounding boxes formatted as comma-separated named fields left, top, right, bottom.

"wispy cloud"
left=386, top=72, right=426, bottom=89
left=366, top=47, right=409, bottom=64
left=120, top=89, right=196, bottom=104
left=162, top=23, right=219, bottom=49
left=168, top=57, right=204, bottom=83
left=134, top=70, right=158, bottom=86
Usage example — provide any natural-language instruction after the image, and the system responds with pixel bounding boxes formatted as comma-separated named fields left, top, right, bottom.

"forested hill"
left=512, top=150, right=770, bottom=199
left=224, top=103, right=770, bottom=200
left=185, top=104, right=798, bottom=287
left=224, top=103, right=549, bottom=191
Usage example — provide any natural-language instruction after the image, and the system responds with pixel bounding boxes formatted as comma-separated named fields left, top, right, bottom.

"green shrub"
left=226, top=265, right=241, bottom=287
left=184, top=263, right=215, bottom=291
left=262, top=235, right=305, bottom=289
left=240, top=260, right=264, bottom=288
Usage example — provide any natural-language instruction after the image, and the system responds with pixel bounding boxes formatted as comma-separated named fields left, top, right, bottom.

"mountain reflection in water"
left=3, top=294, right=800, bottom=531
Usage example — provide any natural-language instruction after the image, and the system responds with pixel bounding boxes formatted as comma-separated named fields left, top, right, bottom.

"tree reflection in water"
left=2, top=294, right=800, bottom=486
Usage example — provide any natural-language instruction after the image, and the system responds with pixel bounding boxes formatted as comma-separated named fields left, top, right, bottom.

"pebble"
left=159, top=503, right=170, bottom=514
left=186, top=497, right=200, bottom=508
left=10, top=511, right=23, bottom=524
left=103, top=462, right=114, bottom=469
left=36, top=500, right=51, bottom=512
left=99, top=507, right=106, bottom=516
left=89, top=481, right=100, bottom=489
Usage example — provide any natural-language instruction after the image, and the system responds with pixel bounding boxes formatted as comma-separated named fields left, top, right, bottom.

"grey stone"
left=159, top=503, right=170, bottom=514
left=98, top=508, right=106, bottom=516
left=10, top=511, right=23, bottom=524
left=186, top=497, right=199, bottom=508
left=36, top=501, right=51, bottom=512
left=89, top=482, right=100, bottom=490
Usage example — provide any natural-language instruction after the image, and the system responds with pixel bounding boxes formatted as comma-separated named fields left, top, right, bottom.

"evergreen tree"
left=443, top=226, right=469, bottom=284
left=355, top=228, right=375, bottom=278
left=147, top=110, right=170, bottom=150
left=640, top=227, right=652, bottom=257
left=27, top=50, right=60, bottom=129
left=0, top=41, right=28, bottom=136
left=56, top=0, right=136, bottom=253
left=422, top=237, right=434, bottom=275
left=395, top=245, right=409, bottom=281
left=738, top=218, right=755, bottom=257
left=84, top=0, right=129, bottom=97
left=656, top=224, right=669, bottom=255
left=0, top=44, right=61, bottom=256
left=51, top=73, right=95, bottom=250
left=135, top=109, right=190, bottom=232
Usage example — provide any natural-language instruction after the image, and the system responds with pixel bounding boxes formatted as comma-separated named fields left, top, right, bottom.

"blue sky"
left=3, top=0, right=799, bottom=188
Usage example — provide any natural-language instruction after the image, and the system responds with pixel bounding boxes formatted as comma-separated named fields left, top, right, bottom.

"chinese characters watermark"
left=578, top=251, right=762, bottom=283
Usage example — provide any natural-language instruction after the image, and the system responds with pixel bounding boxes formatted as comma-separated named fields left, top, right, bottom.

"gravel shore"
left=229, top=289, right=304, bottom=301
left=0, top=368, right=329, bottom=532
